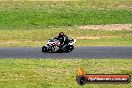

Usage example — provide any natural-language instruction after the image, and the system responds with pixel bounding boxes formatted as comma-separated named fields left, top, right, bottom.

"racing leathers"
left=57, top=35, right=69, bottom=50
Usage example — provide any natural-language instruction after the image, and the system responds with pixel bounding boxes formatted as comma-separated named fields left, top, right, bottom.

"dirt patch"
left=79, top=24, right=132, bottom=30
left=74, top=36, right=112, bottom=40
left=0, top=41, right=40, bottom=44
left=0, top=41, right=22, bottom=44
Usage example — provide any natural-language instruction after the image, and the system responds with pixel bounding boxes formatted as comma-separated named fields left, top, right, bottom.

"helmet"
left=59, top=32, right=64, bottom=36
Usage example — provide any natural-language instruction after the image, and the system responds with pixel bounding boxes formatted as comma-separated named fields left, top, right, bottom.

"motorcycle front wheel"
left=65, top=45, right=74, bottom=53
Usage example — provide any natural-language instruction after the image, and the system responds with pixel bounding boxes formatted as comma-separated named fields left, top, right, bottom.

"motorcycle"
left=42, top=38, right=76, bottom=53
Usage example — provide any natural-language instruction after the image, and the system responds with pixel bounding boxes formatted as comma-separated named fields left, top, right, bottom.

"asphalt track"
left=0, top=46, right=132, bottom=59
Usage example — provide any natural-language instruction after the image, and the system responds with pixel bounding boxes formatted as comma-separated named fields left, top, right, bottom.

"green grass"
left=0, top=59, right=132, bottom=88
left=0, top=28, right=132, bottom=46
left=0, top=8, right=132, bottom=28
left=0, top=1, right=132, bottom=29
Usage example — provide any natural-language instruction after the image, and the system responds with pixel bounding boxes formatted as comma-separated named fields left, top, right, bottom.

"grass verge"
left=0, top=59, right=132, bottom=88
left=0, top=28, right=132, bottom=46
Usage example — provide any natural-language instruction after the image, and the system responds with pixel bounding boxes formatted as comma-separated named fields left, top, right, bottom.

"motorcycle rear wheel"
left=42, top=46, right=48, bottom=52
